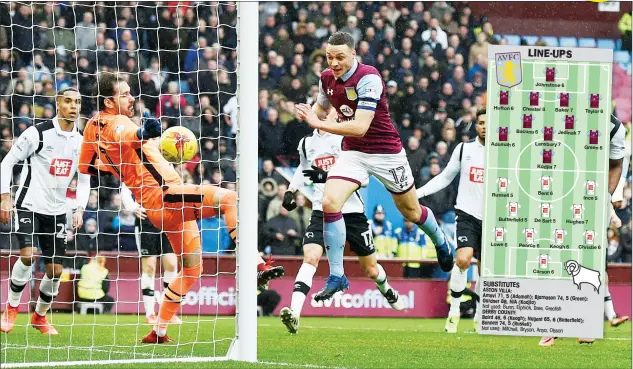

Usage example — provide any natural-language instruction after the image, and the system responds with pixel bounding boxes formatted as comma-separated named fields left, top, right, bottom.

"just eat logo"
left=469, top=167, right=484, bottom=183
left=50, top=159, right=73, bottom=177
left=314, top=156, right=336, bottom=171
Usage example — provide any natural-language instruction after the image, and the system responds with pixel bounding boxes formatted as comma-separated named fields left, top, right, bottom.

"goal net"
left=0, top=1, right=257, bottom=366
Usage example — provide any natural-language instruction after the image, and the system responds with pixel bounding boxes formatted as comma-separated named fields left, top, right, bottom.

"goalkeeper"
left=279, top=129, right=404, bottom=335
left=78, top=73, right=283, bottom=344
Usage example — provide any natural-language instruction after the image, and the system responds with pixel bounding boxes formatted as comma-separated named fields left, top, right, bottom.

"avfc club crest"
left=345, top=87, right=358, bottom=101
left=495, top=52, right=522, bottom=88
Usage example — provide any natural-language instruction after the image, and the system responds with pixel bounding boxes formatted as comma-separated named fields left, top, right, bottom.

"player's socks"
left=604, top=284, right=617, bottom=321
left=416, top=205, right=446, bottom=247
left=141, top=273, right=156, bottom=316
left=416, top=206, right=453, bottom=272
left=371, top=263, right=390, bottom=294
left=35, top=275, right=59, bottom=316
left=323, top=211, right=346, bottom=277
left=157, top=263, right=202, bottom=336
left=449, top=267, right=468, bottom=317
left=291, top=263, right=316, bottom=316
left=8, top=259, right=32, bottom=308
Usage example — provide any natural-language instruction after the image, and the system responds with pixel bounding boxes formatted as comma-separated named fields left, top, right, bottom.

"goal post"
left=229, top=0, right=258, bottom=363
left=1, top=1, right=258, bottom=367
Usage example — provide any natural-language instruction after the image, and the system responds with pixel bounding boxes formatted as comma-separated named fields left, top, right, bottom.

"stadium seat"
left=597, top=39, right=616, bottom=50
left=615, top=51, right=631, bottom=64
left=503, top=34, right=521, bottom=46
left=578, top=38, right=597, bottom=48
left=559, top=37, right=577, bottom=48
left=522, top=35, right=539, bottom=45
left=541, top=36, right=559, bottom=47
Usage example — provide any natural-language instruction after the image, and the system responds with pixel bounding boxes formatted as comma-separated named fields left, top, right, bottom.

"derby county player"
left=278, top=128, right=404, bottom=334
left=0, top=88, right=90, bottom=335
left=295, top=32, right=453, bottom=300
left=539, top=113, right=628, bottom=346
left=120, top=183, right=181, bottom=325
left=416, top=109, right=486, bottom=333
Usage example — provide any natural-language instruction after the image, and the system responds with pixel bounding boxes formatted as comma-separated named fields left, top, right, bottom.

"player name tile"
left=555, top=108, right=572, bottom=113
left=518, top=243, right=538, bottom=248
left=537, top=164, right=554, bottom=169
left=523, top=107, right=545, bottom=112
left=583, top=196, right=597, bottom=200
left=538, top=191, right=553, bottom=196
left=549, top=244, right=570, bottom=249
left=578, top=245, right=600, bottom=250
left=516, top=129, right=537, bottom=134
left=558, top=130, right=579, bottom=135
left=494, top=106, right=514, bottom=111
left=565, top=219, right=586, bottom=225
left=585, top=109, right=601, bottom=114
left=534, top=218, right=556, bottom=224
left=492, top=193, right=511, bottom=198
left=535, top=82, right=564, bottom=88
left=534, top=142, right=558, bottom=147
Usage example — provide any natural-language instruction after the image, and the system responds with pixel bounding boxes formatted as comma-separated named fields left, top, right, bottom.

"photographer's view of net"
left=0, top=1, right=630, bottom=368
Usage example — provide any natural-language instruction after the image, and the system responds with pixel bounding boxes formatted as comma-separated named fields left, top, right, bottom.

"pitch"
left=2, top=315, right=629, bottom=368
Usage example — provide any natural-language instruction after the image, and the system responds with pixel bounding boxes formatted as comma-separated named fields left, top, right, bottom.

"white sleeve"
left=75, top=173, right=91, bottom=210
left=609, top=123, right=626, bottom=160
left=356, top=74, right=383, bottom=111
left=416, top=143, right=462, bottom=198
left=0, top=127, right=39, bottom=194
left=120, top=183, right=140, bottom=211
left=317, top=80, right=331, bottom=108
left=289, top=137, right=309, bottom=192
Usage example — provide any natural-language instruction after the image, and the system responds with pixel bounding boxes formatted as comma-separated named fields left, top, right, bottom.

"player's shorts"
left=14, top=208, right=67, bottom=265
left=327, top=149, right=415, bottom=194
left=135, top=217, right=174, bottom=257
left=302, top=210, right=374, bottom=257
left=455, top=209, right=482, bottom=258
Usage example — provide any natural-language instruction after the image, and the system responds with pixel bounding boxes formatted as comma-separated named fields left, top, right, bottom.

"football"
left=159, top=126, right=199, bottom=163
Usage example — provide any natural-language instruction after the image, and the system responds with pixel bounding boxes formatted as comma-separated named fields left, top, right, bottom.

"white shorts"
left=328, top=149, right=415, bottom=194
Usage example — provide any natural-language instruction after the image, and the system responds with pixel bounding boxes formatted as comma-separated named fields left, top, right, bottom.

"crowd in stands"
left=0, top=2, right=630, bottom=265
left=0, top=2, right=237, bottom=254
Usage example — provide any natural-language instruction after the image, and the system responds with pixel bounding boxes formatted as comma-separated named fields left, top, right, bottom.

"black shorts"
left=455, top=209, right=482, bottom=258
left=15, top=209, right=67, bottom=265
left=135, top=217, right=174, bottom=256
left=302, top=211, right=374, bottom=257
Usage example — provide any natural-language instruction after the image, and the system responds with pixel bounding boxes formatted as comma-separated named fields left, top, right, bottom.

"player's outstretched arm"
left=415, top=143, right=462, bottom=199
left=120, top=182, right=146, bottom=219
left=0, top=127, right=39, bottom=224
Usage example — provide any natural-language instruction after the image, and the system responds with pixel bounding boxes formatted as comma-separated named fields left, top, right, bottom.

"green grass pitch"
left=1, top=314, right=630, bottom=368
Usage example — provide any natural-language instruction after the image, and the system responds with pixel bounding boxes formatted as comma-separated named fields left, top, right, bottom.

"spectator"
left=258, top=108, right=285, bottom=162
left=369, top=205, right=397, bottom=258
left=77, top=254, right=115, bottom=313
left=259, top=159, right=285, bottom=185
left=419, top=162, right=456, bottom=220
left=262, top=204, right=300, bottom=255
left=266, top=183, right=288, bottom=222
left=287, top=193, right=311, bottom=238
left=406, top=136, right=427, bottom=188
left=76, top=12, right=97, bottom=56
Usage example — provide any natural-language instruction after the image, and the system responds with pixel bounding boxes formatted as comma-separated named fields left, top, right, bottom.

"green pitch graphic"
left=480, top=45, right=613, bottom=338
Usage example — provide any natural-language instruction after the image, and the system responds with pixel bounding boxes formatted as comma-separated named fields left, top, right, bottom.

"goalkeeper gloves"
left=282, top=191, right=297, bottom=211
left=303, top=165, right=327, bottom=184
left=137, top=111, right=162, bottom=140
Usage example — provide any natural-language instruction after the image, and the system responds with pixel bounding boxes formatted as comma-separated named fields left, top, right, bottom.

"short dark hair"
left=93, top=72, right=124, bottom=111
left=476, top=108, right=486, bottom=120
left=56, top=87, right=79, bottom=98
left=327, top=32, right=355, bottom=49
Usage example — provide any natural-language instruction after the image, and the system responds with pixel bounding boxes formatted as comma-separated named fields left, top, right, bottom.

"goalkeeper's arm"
left=416, top=143, right=462, bottom=198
